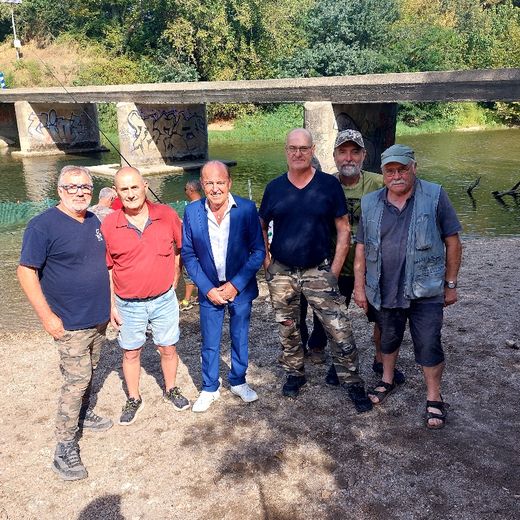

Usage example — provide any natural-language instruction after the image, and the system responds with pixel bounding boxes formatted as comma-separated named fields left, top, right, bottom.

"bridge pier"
left=304, top=101, right=397, bottom=173
left=116, top=102, right=208, bottom=171
left=11, top=101, right=106, bottom=157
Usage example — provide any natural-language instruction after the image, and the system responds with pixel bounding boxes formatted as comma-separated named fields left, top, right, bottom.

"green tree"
left=280, top=0, right=399, bottom=77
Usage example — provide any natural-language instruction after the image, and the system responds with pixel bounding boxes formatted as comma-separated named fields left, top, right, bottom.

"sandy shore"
left=1, top=237, right=519, bottom=520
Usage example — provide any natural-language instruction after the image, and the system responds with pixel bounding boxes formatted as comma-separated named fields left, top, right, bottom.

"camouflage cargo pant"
left=54, top=322, right=108, bottom=442
left=266, top=259, right=363, bottom=385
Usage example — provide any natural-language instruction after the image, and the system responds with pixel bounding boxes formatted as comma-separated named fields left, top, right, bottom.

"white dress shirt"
left=205, top=194, right=236, bottom=282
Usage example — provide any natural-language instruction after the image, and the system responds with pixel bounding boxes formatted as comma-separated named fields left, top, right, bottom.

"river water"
left=1, top=128, right=519, bottom=330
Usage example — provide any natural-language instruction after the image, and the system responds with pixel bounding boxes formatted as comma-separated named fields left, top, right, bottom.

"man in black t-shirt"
left=259, top=128, right=372, bottom=413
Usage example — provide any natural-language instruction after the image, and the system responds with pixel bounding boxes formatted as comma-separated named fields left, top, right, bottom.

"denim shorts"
left=374, top=301, right=444, bottom=367
left=115, top=287, right=180, bottom=350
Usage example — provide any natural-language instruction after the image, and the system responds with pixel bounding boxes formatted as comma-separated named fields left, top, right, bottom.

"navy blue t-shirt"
left=259, top=171, right=348, bottom=268
left=20, top=207, right=110, bottom=330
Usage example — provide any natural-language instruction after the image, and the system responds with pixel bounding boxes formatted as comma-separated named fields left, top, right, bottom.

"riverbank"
left=1, top=237, right=519, bottom=519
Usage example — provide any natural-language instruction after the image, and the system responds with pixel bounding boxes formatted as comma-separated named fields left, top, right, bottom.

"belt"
left=117, top=286, right=172, bottom=302
left=272, top=258, right=330, bottom=272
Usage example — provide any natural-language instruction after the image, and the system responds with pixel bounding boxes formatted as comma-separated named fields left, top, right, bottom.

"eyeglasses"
left=382, top=165, right=412, bottom=178
left=285, top=146, right=313, bottom=155
left=59, top=184, right=94, bottom=194
left=203, top=181, right=227, bottom=189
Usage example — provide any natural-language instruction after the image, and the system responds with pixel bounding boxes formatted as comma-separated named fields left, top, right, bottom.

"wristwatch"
left=444, top=280, right=457, bottom=289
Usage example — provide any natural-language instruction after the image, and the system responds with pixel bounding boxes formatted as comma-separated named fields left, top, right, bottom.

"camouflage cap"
left=381, top=144, right=415, bottom=166
left=334, top=129, right=365, bottom=149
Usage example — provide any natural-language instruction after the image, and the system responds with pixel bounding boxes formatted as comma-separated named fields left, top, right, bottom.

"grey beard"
left=339, top=166, right=361, bottom=178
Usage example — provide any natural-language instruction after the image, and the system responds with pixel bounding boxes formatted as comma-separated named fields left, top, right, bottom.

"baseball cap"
left=334, top=129, right=365, bottom=149
left=381, top=144, right=415, bottom=167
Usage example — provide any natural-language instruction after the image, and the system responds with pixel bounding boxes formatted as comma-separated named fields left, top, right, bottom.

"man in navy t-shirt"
left=259, top=128, right=372, bottom=413
left=18, top=165, right=111, bottom=481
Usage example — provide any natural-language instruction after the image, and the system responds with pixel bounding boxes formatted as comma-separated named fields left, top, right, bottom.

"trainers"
left=52, top=441, right=87, bottom=481
left=189, top=297, right=199, bottom=306
left=282, top=375, right=307, bottom=398
left=325, top=364, right=340, bottom=386
left=163, top=387, right=190, bottom=411
left=345, top=383, right=373, bottom=414
left=192, top=390, right=220, bottom=413
left=79, top=409, right=113, bottom=431
left=372, top=359, right=406, bottom=385
left=179, top=299, right=193, bottom=311
left=309, top=347, right=326, bottom=365
left=230, top=383, right=258, bottom=403
left=119, top=397, right=144, bottom=425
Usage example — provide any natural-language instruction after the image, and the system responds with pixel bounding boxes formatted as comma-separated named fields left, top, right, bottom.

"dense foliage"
left=0, top=0, right=518, bottom=125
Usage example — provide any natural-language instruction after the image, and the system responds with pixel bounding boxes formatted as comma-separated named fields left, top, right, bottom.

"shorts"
left=182, top=265, right=194, bottom=285
left=374, top=301, right=444, bottom=367
left=115, top=287, right=180, bottom=350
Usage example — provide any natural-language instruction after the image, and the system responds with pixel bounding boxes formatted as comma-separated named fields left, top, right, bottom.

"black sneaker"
left=372, top=359, right=406, bottom=385
left=282, top=375, right=307, bottom=398
left=345, top=383, right=373, bottom=414
left=119, top=397, right=144, bottom=425
left=52, top=441, right=87, bottom=481
left=79, top=409, right=113, bottom=431
left=163, top=387, right=190, bottom=411
left=325, top=364, right=340, bottom=386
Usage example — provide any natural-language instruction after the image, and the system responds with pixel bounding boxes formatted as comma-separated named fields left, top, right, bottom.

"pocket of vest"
left=365, top=239, right=378, bottom=262
left=415, top=213, right=433, bottom=250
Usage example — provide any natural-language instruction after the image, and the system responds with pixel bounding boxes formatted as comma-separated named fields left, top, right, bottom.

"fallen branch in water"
left=492, top=180, right=520, bottom=199
left=467, top=177, right=481, bottom=195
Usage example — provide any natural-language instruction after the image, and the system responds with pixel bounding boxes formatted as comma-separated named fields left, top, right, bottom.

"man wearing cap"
left=354, top=144, right=462, bottom=429
left=306, top=130, right=405, bottom=389
left=259, top=128, right=372, bottom=413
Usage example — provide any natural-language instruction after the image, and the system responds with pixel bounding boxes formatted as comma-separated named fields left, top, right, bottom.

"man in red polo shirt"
left=101, top=166, right=190, bottom=425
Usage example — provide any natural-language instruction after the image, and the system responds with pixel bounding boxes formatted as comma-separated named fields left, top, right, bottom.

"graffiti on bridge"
left=27, top=109, right=91, bottom=146
left=127, top=107, right=206, bottom=159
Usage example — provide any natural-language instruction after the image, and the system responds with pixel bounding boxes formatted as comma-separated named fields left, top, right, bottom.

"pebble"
left=505, top=340, right=519, bottom=349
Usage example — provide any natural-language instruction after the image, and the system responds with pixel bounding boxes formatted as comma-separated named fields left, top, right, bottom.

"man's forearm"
left=331, top=216, right=350, bottom=275
left=259, top=218, right=271, bottom=270
left=445, top=234, right=462, bottom=280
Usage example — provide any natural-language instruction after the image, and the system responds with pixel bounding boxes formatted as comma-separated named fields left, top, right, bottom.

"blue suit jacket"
left=181, top=194, right=265, bottom=306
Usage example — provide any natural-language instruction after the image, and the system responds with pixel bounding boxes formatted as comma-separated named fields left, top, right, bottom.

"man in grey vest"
left=353, top=144, right=462, bottom=429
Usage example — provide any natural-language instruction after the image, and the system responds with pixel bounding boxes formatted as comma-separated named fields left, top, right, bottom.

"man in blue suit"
left=181, top=160, right=266, bottom=413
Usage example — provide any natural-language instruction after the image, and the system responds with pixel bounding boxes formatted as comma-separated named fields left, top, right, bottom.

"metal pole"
left=11, top=7, right=20, bottom=60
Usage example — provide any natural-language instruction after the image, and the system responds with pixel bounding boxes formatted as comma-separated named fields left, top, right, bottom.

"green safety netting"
left=0, top=200, right=187, bottom=230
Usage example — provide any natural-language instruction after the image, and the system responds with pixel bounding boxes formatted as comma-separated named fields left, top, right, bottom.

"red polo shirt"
left=101, top=201, right=182, bottom=299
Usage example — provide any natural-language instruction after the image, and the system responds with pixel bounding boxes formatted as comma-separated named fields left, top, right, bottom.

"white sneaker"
left=230, top=383, right=258, bottom=403
left=192, top=390, right=220, bottom=413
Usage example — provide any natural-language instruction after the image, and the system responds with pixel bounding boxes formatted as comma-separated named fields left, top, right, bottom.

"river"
left=1, top=128, right=519, bottom=330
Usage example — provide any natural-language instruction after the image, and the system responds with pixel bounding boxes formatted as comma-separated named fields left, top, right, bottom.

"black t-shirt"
left=259, top=171, right=348, bottom=268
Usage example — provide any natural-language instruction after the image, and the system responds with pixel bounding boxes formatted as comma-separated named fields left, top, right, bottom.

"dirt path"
left=1, top=237, right=519, bottom=520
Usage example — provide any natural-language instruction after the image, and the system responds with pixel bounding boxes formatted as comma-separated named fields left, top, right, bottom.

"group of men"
left=17, top=127, right=461, bottom=482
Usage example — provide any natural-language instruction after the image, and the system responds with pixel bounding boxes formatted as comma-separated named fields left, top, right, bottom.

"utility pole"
left=1, top=0, right=22, bottom=60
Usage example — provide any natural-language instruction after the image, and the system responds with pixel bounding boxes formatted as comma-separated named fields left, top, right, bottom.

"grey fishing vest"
left=361, top=179, right=445, bottom=310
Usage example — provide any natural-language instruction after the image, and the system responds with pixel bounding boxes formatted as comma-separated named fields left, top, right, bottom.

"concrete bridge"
left=0, top=68, right=518, bottom=173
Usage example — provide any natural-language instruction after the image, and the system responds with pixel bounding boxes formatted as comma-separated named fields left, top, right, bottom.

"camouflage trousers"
left=54, top=322, right=108, bottom=442
left=266, top=259, right=363, bottom=385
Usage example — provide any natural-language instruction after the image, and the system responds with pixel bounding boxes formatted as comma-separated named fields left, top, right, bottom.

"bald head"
left=201, top=160, right=230, bottom=180
left=286, top=128, right=313, bottom=147
left=113, top=166, right=148, bottom=213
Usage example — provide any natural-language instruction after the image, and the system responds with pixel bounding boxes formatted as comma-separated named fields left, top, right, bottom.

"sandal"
left=372, top=359, right=406, bottom=385
left=425, top=399, right=450, bottom=430
left=367, top=380, right=396, bottom=405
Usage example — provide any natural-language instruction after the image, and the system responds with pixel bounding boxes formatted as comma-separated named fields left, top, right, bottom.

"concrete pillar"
left=13, top=101, right=105, bottom=156
left=304, top=101, right=397, bottom=173
left=0, top=103, right=18, bottom=146
left=117, top=102, right=208, bottom=169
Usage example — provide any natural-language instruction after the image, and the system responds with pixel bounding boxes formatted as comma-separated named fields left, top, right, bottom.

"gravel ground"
left=1, top=237, right=519, bottom=520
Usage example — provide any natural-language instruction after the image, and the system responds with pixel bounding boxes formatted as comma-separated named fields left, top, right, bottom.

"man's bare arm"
left=353, top=243, right=368, bottom=313
left=17, top=265, right=64, bottom=339
left=259, top=217, right=271, bottom=272
left=331, top=215, right=351, bottom=278
left=108, top=269, right=123, bottom=330
left=444, top=234, right=462, bottom=306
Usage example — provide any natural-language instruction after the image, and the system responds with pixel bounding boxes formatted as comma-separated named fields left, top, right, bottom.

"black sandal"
left=368, top=380, right=396, bottom=405
left=425, top=400, right=450, bottom=429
